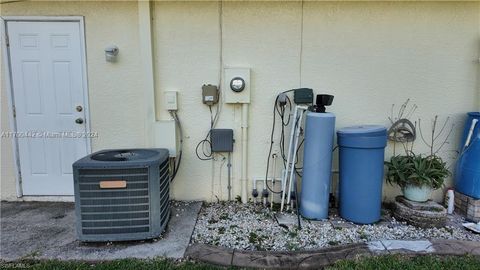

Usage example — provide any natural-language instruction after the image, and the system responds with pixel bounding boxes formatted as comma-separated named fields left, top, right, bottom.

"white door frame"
left=1, top=16, right=92, bottom=198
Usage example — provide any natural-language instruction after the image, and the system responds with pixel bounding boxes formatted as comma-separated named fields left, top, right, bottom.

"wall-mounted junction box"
left=211, top=129, right=234, bottom=152
left=202, top=84, right=219, bottom=106
left=294, top=88, right=314, bottom=104
left=224, top=68, right=250, bottom=104
left=154, top=120, right=177, bottom=157
left=164, top=91, right=178, bottom=111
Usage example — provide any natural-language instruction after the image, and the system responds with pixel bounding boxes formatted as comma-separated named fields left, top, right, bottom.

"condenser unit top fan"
left=91, top=149, right=158, bottom=162
left=75, top=149, right=168, bottom=167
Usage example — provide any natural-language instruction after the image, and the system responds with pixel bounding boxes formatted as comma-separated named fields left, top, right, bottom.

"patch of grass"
left=217, top=227, right=226, bottom=234
left=248, top=232, right=259, bottom=244
left=219, top=213, right=230, bottom=220
left=235, top=195, right=242, bottom=203
left=285, top=242, right=300, bottom=251
left=327, top=254, right=480, bottom=270
left=0, top=259, right=237, bottom=270
left=288, top=230, right=298, bottom=238
left=2, top=255, right=478, bottom=270
left=328, top=240, right=340, bottom=246
left=358, top=230, right=368, bottom=240
left=270, top=203, right=281, bottom=212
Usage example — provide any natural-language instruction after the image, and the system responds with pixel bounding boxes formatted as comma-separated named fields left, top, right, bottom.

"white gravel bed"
left=191, top=202, right=480, bottom=251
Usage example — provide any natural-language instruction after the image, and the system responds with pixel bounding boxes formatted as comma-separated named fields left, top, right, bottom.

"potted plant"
left=385, top=154, right=450, bottom=202
left=386, top=108, right=452, bottom=202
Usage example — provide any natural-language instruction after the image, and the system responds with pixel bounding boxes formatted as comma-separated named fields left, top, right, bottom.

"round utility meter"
left=230, top=77, right=245, bottom=92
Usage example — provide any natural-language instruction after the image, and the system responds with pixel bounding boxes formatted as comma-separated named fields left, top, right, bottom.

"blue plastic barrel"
left=455, top=112, right=480, bottom=199
left=300, top=112, right=335, bottom=220
left=337, top=125, right=387, bottom=224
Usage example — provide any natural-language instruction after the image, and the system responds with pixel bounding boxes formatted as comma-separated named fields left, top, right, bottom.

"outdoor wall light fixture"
left=104, top=45, right=119, bottom=62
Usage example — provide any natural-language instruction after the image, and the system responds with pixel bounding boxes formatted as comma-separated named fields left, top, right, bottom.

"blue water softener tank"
left=300, top=95, right=335, bottom=220
left=455, top=112, right=480, bottom=199
left=337, top=125, right=387, bottom=224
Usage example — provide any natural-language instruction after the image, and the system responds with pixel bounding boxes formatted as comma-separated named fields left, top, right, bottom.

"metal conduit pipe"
left=241, top=103, right=249, bottom=203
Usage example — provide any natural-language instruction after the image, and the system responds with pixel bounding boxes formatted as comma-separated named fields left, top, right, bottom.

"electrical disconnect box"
left=164, top=91, right=178, bottom=111
left=224, top=68, right=250, bottom=104
left=294, top=88, right=314, bottom=104
left=202, top=84, right=219, bottom=106
left=211, top=129, right=234, bottom=152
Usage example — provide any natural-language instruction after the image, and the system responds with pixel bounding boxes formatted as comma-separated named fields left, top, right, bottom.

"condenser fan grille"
left=91, top=149, right=158, bottom=162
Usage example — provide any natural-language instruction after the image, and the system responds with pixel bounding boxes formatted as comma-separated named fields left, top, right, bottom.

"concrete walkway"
left=0, top=201, right=202, bottom=261
left=185, top=239, right=480, bottom=269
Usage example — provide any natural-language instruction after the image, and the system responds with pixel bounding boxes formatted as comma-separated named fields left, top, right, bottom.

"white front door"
left=7, top=21, right=89, bottom=196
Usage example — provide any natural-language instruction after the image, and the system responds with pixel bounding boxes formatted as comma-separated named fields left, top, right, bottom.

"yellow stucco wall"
left=2, top=1, right=479, bottom=203
left=1, top=1, right=146, bottom=200
left=153, top=1, right=480, bottom=203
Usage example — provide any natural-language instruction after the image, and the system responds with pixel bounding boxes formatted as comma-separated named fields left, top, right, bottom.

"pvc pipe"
left=241, top=103, right=249, bottom=204
left=287, top=109, right=304, bottom=206
left=227, top=152, right=232, bottom=201
left=137, top=0, right=156, bottom=146
left=464, top=119, right=479, bottom=149
left=281, top=106, right=299, bottom=211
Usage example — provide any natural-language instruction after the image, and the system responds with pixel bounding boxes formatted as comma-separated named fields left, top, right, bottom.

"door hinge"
left=5, top=34, right=9, bottom=47
left=12, top=106, right=16, bottom=118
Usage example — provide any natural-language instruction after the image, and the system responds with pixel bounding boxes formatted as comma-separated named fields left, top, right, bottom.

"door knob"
left=75, top=118, right=84, bottom=124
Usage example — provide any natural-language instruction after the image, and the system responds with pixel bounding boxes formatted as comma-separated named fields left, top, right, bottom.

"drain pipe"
left=241, top=103, right=249, bottom=203
left=138, top=0, right=156, bottom=147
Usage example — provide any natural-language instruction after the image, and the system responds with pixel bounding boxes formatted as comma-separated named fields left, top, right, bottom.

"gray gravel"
left=191, top=202, right=480, bottom=251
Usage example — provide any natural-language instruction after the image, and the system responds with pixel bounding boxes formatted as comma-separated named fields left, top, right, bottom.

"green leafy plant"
left=385, top=154, right=450, bottom=189
left=386, top=106, right=453, bottom=190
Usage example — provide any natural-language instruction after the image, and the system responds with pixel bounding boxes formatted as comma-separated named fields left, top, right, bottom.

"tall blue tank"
left=300, top=112, right=335, bottom=220
left=455, top=112, right=480, bottom=199
left=337, top=126, right=387, bottom=224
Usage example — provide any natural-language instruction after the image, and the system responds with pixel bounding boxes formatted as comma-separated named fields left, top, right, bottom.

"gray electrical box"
left=202, top=84, right=219, bottom=106
left=211, top=129, right=234, bottom=152
left=294, top=88, right=314, bottom=104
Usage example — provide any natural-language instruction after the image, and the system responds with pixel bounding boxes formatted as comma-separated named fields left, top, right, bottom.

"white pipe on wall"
left=138, top=0, right=156, bottom=147
left=241, top=103, right=249, bottom=203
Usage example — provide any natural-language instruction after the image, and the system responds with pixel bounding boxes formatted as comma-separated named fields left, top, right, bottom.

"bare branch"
left=433, top=116, right=450, bottom=141
left=418, top=119, right=432, bottom=148
left=405, top=104, right=417, bottom=119
left=434, top=123, right=455, bottom=155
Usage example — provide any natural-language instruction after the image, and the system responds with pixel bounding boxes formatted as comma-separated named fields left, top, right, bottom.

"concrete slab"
left=367, top=241, right=387, bottom=252
left=379, top=240, right=434, bottom=253
left=0, top=201, right=202, bottom=261
left=275, top=213, right=303, bottom=228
